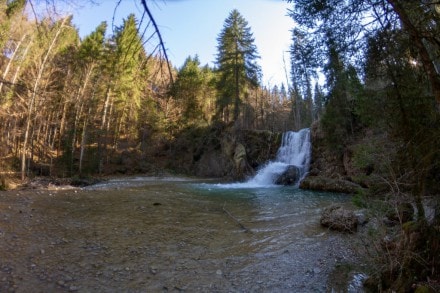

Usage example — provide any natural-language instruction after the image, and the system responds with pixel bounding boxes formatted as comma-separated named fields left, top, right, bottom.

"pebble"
left=150, top=266, right=157, bottom=275
left=216, top=269, right=222, bottom=275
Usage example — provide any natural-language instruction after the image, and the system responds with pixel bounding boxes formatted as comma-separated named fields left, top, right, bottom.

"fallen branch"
left=222, top=203, right=251, bottom=233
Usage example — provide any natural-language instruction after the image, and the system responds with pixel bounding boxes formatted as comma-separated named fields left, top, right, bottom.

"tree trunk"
left=57, top=97, right=68, bottom=156
left=79, top=107, right=91, bottom=175
left=234, top=42, right=240, bottom=122
left=0, top=34, right=26, bottom=94
left=70, top=65, right=94, bottom=174
left=21, top=17, right=68, bottom=180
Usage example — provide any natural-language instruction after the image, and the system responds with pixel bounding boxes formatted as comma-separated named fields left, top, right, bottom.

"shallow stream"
left=0, top=177, right=365, bottom=292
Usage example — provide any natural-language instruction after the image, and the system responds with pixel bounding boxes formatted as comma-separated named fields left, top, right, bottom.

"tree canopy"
left=287, top=0, right=440, bottom=111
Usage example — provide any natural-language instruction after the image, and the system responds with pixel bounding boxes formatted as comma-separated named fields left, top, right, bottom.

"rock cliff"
left=167, top=124, right=281, bottom=180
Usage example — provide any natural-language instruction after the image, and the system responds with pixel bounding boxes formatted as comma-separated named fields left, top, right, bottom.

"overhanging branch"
left=140, top=0, right=174, bottom=84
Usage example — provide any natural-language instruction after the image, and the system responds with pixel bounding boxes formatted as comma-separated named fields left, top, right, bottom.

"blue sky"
left=71, top=0, right=294, bottom=86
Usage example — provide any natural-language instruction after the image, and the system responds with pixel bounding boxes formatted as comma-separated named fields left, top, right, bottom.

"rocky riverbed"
left=0, top=177, right=367, bottom=292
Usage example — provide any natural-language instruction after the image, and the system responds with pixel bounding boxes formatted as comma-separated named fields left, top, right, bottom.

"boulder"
left=299, top=175, right=361, bottom=194
left=274, top=165, right=300, bottom=185
left=232, top=143, right=253, bottom=180
left=234, top=143, right=247, bottom=170
left=320, top=205, right=358, bottom=233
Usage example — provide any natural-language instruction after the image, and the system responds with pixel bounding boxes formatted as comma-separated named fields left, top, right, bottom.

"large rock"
left=274, top=165, right=300, bottom=185
left=233, top=143, right=253, bottom=179
left=320, top=205, right=358, bottom=233
left=299, top=175, right=361, bottom=194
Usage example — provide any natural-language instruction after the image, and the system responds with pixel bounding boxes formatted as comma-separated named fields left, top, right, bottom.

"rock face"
left=307, top=122, right=346, bottom=180
left=274, top=165, right=300, bottom=185
left=167, top=123, right=281, bottom=180
left=320, top=205, right=359, bottom=233
left=299, top=176, right=361, bottom=194
left=299, top=121, right=367, bottom=193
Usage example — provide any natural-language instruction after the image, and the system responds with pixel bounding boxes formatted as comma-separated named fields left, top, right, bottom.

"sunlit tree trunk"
left=21, top=17, right=68, bottom=180
left=70, top=65, right=94, bottom=173
left=0, top=34, right=26, bottom=94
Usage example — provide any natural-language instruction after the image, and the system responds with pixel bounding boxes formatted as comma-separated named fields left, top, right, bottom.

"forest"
left=1, top=0, right=440, bottom=292
left=0, top=1, right=307, bottom=182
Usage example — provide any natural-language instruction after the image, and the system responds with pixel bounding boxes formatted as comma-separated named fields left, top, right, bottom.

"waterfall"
left=217, top=128, right=311, bottom=188
left=246, top=128, right=311, bottom=186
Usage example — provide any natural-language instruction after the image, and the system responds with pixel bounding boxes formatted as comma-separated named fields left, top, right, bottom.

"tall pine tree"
left=215, top=9, right=261, bottom=123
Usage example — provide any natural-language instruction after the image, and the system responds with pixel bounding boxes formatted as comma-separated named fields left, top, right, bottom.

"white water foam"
left=214, top=128, right=311, bottom=189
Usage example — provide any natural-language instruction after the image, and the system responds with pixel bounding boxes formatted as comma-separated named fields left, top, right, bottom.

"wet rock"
left=275, top=165, right=300, bottom=185
left=300, top=176, right=362, bottom=194
left=320, top=205, right=358, bottom=233
left=354, top=210, right=369, bottom=226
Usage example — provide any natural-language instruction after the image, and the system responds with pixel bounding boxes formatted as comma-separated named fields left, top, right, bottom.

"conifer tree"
left=113, top=14, right=146, bottom=136
left=171, top=56, right=204, bottom=125
left=215, top=9, right=261, bottom=123
left=100, top=14, right=146, bottom=148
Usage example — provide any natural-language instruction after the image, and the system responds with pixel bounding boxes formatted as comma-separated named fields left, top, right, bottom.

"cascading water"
left=218, top=128, right=311, bottom=188
left=247, top=128, right=311, bottom=186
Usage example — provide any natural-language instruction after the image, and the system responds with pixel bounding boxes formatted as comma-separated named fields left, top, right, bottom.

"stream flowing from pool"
left=0, top=129, right=366, bottom=292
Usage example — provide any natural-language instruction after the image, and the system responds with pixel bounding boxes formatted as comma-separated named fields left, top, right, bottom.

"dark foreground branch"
left=140, top=0, right=174, bottom=84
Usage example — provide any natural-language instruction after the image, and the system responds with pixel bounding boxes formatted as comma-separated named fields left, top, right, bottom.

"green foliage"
left=287, top=2, right=440, bottom=287
left=289, top=27, right=317, bottom=129
left=5, top=0, right=25, bottom=17
left=0, top=0, right=26, bottom=53
left=170, top=55, right=216, bottom=126
left=109, top=14, right=148, bottom=135
left=320, top=46, right=363, bottom=151
left=352, top=143, right=377, bottom=173
left=215, top=9, right=261, bottom=122
left=78, top=21, right=107, bottom=63
left=351, top=190, right=368, bottom=209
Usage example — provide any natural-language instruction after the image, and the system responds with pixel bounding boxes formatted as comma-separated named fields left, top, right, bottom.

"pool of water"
left=0, top=177, right=364, bottom=292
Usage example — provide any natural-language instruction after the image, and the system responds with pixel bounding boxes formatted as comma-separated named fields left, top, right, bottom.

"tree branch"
left=140, top=0, right=174, bottom=84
